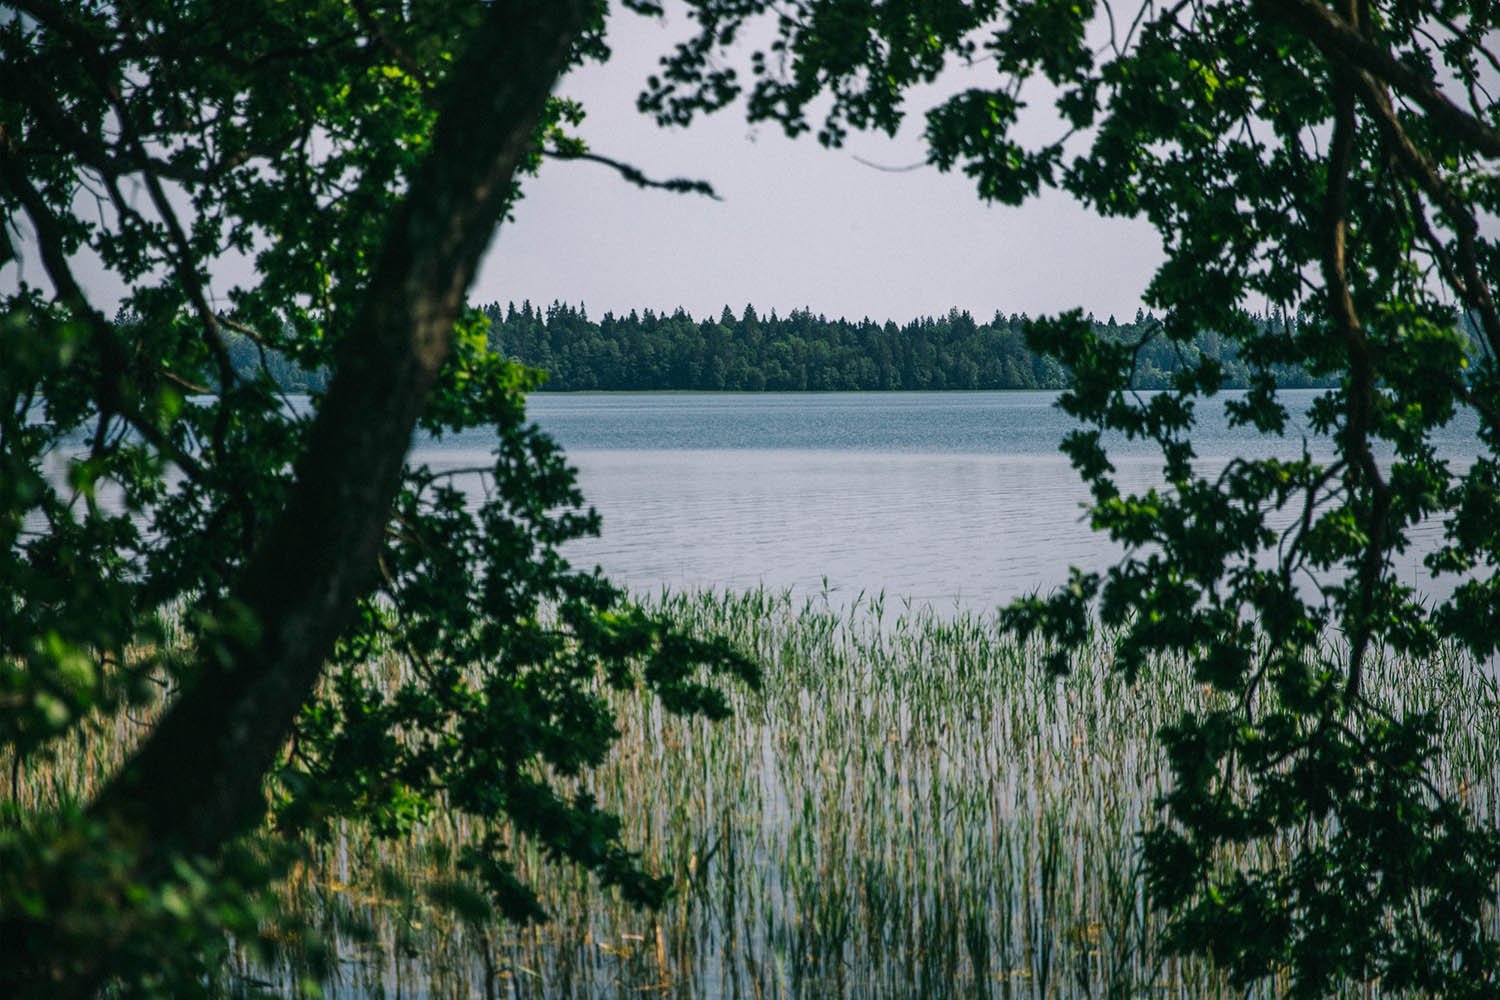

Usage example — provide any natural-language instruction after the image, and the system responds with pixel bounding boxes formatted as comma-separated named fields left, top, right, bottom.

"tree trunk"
left=3, top=2, right=595, bottom=994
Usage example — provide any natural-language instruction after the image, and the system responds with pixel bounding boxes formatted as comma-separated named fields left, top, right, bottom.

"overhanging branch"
left=0, top=142, right=209, bottom=484
left=1260, top=0, right=1500, bottom=159
left=545, top=147, right=721, bottom=199
left=1321, top=18, right=1389, bottom=705
left=90, top=0, right=598, bottom=865
left=1348, top=67, right=1500, bottom=357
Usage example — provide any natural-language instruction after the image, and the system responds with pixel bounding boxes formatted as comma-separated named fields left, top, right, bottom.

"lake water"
left=415, top=390, right=1478, bottom=610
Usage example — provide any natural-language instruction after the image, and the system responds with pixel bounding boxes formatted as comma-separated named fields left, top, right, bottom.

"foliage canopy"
left=0, top=1, right=752, bottom=995
left=644, top=0, right=1500, bottom=994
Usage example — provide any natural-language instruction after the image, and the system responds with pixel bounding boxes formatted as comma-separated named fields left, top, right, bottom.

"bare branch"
left=545, top=147, right=722, bottom=200
left=851, top=154, right=926, bottom=173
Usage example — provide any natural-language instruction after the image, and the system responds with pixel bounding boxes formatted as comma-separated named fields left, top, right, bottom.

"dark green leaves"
left=2, top=1, right=758, bottom=990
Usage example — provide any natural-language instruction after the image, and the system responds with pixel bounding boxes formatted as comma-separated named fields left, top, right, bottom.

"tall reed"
left=8, top=589, right=1498, bottom=998
left=283, top=589, right=1500, bottom=998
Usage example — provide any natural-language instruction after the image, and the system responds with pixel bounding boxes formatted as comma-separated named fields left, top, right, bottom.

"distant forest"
left=223, top=301, right=1343, bottom=393
left=479, top=301, right=1335, bottom=392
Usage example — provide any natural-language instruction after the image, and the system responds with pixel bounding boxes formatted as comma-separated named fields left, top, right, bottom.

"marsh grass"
left=273, top=589, right=1500, bottom=998
left=7, top=589, right=1499, bottom=998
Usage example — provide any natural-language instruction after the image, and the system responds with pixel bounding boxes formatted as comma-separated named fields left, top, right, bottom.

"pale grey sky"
left=475, top=12, right=1162, bottom=325
left=7, top=10, right=1163, bottom=325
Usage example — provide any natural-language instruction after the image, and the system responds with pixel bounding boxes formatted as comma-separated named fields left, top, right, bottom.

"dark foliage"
left=0, top=3, right=756, bottom=996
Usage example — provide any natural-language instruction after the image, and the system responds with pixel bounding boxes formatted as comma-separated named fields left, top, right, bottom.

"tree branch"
left=92, top=0, right=596, bottom=866
left=351, top=0, right=437, bottom=100
left=544, top=147, right=721, bottom=199
left=1259, top=0, right=1500, bottom=159
left=1347, top=67, right=1500, bottom=358
left=1321, top=16, right=1388, bottom=705
left=59, top=25, right=243, bottom=438
left=0, top=141, right=209, bottom=485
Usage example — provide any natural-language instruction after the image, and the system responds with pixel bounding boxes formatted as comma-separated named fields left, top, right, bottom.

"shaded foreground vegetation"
left=11, top=589, right=1496, bottom=998
left=10, top=0, right=1498, bottom=992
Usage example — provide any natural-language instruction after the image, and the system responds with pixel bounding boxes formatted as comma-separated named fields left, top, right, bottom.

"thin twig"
left=544, top=147, right=721, bottom=200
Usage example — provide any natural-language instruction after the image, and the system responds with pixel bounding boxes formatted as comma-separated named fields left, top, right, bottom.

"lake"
left=415, top=390, right=1477, bottom=610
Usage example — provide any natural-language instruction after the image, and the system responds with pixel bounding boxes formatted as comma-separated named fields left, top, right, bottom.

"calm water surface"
left=416, top=390, right=1477, bottom=609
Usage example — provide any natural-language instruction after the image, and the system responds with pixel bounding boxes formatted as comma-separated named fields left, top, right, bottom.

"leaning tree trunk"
left=3, top=2, right=596, bottom=995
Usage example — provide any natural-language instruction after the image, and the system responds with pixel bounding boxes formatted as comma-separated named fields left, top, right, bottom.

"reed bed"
left=7, top=590, right=1499, bottom=998
left=276, top=589, right=1500, bottom=999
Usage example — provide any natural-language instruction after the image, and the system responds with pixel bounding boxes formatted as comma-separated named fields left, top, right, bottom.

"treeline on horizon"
left=220, top=301, right=1348, bottom=394
left=479, top=301, right=1336, bottom=392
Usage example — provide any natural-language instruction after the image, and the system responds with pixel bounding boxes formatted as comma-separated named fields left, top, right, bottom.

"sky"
left=474, top=11, right=1163, bottom=326
left=4, top=9, right=1164, bottom=327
